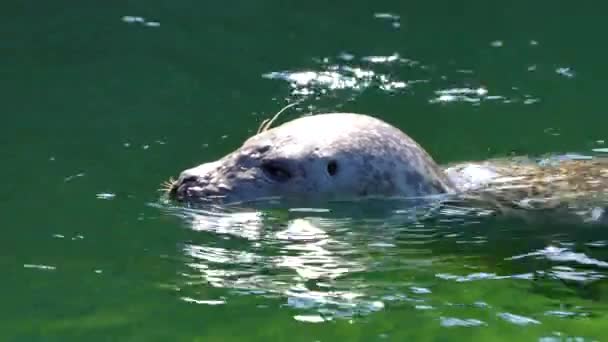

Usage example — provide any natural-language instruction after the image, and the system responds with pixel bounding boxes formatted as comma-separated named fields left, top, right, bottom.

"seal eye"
left=261, top=161, right=292, bottom=182
left=327, top=160, right=338, bottom=176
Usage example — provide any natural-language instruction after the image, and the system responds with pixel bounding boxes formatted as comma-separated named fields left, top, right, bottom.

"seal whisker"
left=159, top=177, right=177, bottom=194
left=257, top=101, right=302, bottom=134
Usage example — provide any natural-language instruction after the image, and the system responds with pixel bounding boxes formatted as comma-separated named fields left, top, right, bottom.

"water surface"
left=3, top=1, right=608, bottom=341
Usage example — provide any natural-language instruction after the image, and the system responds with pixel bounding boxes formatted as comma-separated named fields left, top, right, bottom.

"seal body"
left=169, top=113, right=454, bottom=205
left=443, top=156, right=608, bottom=223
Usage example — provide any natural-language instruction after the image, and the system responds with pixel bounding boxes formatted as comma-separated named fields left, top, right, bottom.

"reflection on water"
left=263, top=61, right=408, bottom=97
left=159, top=198, right=608, bottom=326
left=261, top=46, right=556, bottom=107
left=167, top=204, right=393, bottom=319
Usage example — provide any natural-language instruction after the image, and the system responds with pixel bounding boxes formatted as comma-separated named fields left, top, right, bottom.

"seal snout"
left=168, top=173, right=202, bottom=201
left=168, top=161, right=228, bottom=202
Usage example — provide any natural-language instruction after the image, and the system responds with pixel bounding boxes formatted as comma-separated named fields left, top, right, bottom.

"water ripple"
left=262, top=63, right=407, bottom=98
left=497, top=312, right=541, bottom=326
left=507, top=246, right=608, bottom=268
left=160, top=197, right=608, bottom=325
left=440, top=317, right=487, bottom=328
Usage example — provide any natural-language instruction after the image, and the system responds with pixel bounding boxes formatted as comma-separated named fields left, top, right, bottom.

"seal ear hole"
left=261, top=162, right=292, bottom=182
left=327, top=160, right=338, bottom=176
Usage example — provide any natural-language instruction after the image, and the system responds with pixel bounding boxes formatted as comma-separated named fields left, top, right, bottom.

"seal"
left=443, top=156, right=608, bottom=222
left=166, top=113, right=454, bottom=205
left=165, top=112, right=608, bottom=222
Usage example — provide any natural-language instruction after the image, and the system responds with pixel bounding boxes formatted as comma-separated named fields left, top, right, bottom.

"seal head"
left=168, top=113, right=454, bottom=205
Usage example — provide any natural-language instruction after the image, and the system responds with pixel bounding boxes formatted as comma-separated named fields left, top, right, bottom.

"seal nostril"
left=327, top=160, right=338, bottom=176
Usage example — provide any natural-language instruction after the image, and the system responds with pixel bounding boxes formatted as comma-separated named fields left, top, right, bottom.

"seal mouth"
left=161, top=177, right=228, bottom=203
left=163, top=174, right=202, bottom=200
left=165, top=179, right=196, bottom=201
left=160, top=177, right=179, bottom=198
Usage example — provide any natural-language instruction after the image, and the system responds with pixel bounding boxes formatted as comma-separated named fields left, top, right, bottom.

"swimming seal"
left=167, top=113, right=454, bottom=205
left=165, top=112, right=608, bottom=221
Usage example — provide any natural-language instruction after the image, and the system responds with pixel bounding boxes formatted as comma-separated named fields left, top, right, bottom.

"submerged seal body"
left=443, top=157, right=608, bottom=222
left=168, top=113, right=454, bottom=205
left=167, top=112, right=608, bottom=221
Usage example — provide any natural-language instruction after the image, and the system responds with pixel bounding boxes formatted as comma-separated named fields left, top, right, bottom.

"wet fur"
left=443, top=158, right=608, bottom=223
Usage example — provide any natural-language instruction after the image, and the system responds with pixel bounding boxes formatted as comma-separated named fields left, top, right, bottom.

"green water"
left=4, top=1, right=608, bottom=341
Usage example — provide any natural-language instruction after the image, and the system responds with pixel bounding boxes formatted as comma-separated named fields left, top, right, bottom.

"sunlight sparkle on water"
left=121, top=15, right=160, bottom=27
left=293, top=315, right=326, bottom=323
left=96, top=193, right=116, bottom=200
left=361, top=54, right=401, bottom=64
left=23, top=264, right=56, bottom=271
left=181, top=297, right=226, bottom=306
left=262, top=53, right=413, bottom=98
left=431, top=87, right=489, bottom=103
left=440, top=317, right=486, bottom=327
left=497, top=312, right=541, bottom=326
left=556, top=67, right=575, bottom=78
